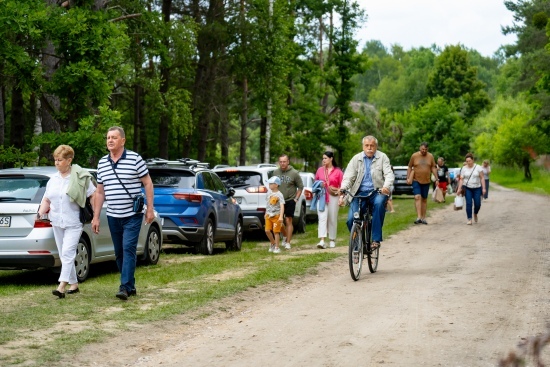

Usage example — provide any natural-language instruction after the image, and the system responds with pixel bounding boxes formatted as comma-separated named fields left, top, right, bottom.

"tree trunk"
left=260, top=116, right=266, bottom=162
left=523, top=157, right=532, bottom=180
left=40, top=37, right=61, bottom=134
left=10, top=87, right=25, bottom=149
left=239, top=78, right=248, bottom=165
left=132, top=81, right=143, bottom=152
left=158, top=0, right=172, bottom=159
left=0, top=84, right=5, bottom=146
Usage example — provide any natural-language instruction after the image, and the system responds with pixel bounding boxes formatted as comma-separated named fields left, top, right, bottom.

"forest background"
left=1, top=0, right=549, bottom=175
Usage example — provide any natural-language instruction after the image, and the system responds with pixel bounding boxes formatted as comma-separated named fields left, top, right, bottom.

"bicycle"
left=342, top=189, right=382, bottom=281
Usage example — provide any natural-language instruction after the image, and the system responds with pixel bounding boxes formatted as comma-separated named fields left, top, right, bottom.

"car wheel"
left=226, top=218, right=243, bottom=251
left=197, top=218, right=214, bottom=255
left=294, top=204, right=306, bottom=234
left=142, top=225, right=161, bottom=265
left=75, top=236, right=91, bottom=283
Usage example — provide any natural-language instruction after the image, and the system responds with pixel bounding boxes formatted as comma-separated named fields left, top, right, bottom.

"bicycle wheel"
left=348, top=223, right=363, bottom=281
left=366, top=219, right=379, bottom=273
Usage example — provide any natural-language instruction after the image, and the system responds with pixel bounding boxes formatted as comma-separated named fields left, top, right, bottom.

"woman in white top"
left=457, top=153, right=486, bottom=225
left=37, top=145, right=96, bottom=298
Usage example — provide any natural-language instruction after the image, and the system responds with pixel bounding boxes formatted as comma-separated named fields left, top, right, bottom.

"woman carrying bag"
left=456, top=153, right=486, bottom=225
left=37, top=145, right=96, bottom=298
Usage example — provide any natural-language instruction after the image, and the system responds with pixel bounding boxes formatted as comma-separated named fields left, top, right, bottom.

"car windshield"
left=149, top=170, right=196, bottom=188
left=0, top=175, right=49, bottom=203
left=216, top=171, right=263, bottom=188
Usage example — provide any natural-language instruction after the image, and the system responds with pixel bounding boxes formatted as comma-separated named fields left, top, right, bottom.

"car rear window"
left=149, top=169, right=196, bottom=188
left=0, top=175, right=49, bottom=203
left=216, top=171, right=263, bottom=188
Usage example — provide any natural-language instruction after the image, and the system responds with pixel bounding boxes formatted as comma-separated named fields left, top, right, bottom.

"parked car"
left=146, top=158, right=243, bottom=255
left=0, top=166, right=162, bottom=282
left=392, top=166, right=414, bottom=195
left=299, top=172, right=318, bottom=222
left=213, top=165, right=306, bottom=233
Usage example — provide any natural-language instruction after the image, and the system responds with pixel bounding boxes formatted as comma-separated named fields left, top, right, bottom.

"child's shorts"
left=265, top=215, right=283, bottom=233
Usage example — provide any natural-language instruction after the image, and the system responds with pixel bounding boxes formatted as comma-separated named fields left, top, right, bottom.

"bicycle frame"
left=345, top=189, right=381, bottom=280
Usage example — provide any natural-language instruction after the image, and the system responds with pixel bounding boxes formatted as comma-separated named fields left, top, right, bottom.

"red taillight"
left=246, top=186, right=268, bottom=194
left=34, top=220, right=52, bottom=228
left=179, top=217, right=199, bottom=224
left=173, top=193, right=202, bottom=203
left=28, top=250, right=51, bottom=254
left=304, top=189, right=313, bottom=200
left=257, top=208, right=266, bottom=212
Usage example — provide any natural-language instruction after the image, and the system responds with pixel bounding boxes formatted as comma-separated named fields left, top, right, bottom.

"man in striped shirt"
left=92, top=126, right=154, bottom=300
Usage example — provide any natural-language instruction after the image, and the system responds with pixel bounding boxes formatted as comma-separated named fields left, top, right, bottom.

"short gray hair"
left=362, top=135, right=378, bottom=145
left=108, top=126, right=126, bottom=139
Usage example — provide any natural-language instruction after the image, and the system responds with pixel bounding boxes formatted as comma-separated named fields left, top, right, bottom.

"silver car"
left=0, top=166, right=162, bottom=282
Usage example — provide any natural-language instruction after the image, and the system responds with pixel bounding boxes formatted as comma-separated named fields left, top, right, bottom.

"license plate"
left=235, top=197, right=242, bottom=204
left=0, top=216, right=11, bottom=227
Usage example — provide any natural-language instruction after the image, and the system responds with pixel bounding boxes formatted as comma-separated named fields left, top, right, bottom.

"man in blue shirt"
left=339, top=136, right=394, bottom=249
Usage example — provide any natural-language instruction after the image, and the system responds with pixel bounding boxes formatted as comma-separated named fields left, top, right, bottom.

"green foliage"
left=427, top=45, right=491, bottom=120
left=472, top=95, right=548, bottom=168
left=0, top=146, right=38, bottom=168
left=396, top=97, right=470, bottom=165
left=490, top=164, right=550, bottom=194
left=31, top=106, right=122, bottom=167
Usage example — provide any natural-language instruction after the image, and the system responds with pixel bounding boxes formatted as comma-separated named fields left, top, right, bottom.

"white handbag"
left=454, top=195, right=464, bottom=210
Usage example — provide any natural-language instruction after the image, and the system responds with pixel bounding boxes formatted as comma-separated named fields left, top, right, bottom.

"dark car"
left=146, top=159, right=243, bottom=255
left=392, top=166, right=414, bottom=195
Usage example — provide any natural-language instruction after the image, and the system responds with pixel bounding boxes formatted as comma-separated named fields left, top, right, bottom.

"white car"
left=214, top=165, right=306, bottom=233
left=299, top=172, right=318, bottom=222
left=0, top=166, right=162, bottom=282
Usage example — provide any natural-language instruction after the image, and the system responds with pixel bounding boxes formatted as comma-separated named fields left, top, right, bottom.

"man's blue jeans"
left=346, top=190, right=388, bottom=243
left=464, top=186, right=482, bottom=220
left=107, top=214, right=143, bottom=292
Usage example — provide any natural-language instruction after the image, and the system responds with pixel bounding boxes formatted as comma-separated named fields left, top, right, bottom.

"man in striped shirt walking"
left=92, top=126, right=155, bottom=300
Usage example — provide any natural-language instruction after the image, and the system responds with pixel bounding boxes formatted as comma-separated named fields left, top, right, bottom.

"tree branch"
left=109, top=13, right=142, bottom=22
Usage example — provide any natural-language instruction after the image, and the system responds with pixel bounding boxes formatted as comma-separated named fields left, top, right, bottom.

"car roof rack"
left=146, top=158, right=210, bottom=169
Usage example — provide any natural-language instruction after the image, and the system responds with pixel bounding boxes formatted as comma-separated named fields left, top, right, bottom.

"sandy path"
left=67, top=184, right=550, bottom=366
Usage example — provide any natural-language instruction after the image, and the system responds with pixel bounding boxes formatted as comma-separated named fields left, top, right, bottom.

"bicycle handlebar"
left=340, top=188, right=383, bottom=199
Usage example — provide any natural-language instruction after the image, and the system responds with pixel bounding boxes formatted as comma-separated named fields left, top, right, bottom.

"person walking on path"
left=273, top=154, right=304, bottom=250
left=436, top=157, right=451, bottom=202
left=339, top=136, right=394, bottom=250
left=406, top=142, right=439, bottom=224
left=264, top=176, right=285, bottom=254
left=481, top=160, right=491, bottom=200
left=92, top=126, right=155, bottom=300
left=37, top=145, right=96, bottom=298
left=457, top=153, right=486, bottom=225
left=314, top=151, right=343, bottom=249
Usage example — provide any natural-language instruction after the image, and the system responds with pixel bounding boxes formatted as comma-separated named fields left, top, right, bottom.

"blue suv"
left=146, top=159, right=243, bottom=255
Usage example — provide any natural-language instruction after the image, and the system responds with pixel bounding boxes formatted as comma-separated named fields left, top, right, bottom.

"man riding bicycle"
left=339, top=135, right=394, bottom=250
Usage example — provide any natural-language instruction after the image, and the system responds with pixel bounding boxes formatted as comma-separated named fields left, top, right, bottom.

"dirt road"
left=68, top=184, right=550, bottom=366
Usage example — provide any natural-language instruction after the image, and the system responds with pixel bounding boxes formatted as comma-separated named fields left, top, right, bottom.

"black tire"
left=294, top=204, right=306, bottom=234
left=366, top=221, right=379, bottom=273
left=197, top=218, right=214, bottom=255
left=348, top=223, right=363, bottom=281
left=226, top=218, right=243, bottom=251
left=75, top=236, right=91, bottom=283
left=142, top=225, right=161, bottom=265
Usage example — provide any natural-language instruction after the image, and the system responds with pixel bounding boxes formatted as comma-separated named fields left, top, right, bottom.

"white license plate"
left=235, top=197, right=242, bottom=204
left=0, top=216, right=11, bottom=227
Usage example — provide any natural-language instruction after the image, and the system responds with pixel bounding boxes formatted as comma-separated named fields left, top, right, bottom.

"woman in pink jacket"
left=314, top=151, right=343, bottom=249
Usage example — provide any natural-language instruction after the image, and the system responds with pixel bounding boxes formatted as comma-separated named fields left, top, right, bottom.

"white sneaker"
left=268, top=244, right=275, bottom=252
left=317, top=241, right=326, bottom=249
left=284, top=242, right=291, bottom=250
left=329, top=240, right=336, bottom=248
left=273, top=247, right=281, bottom=254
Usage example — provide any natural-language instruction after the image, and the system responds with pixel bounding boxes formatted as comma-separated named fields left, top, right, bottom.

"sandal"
left=371, top=242, right=381, bottom=250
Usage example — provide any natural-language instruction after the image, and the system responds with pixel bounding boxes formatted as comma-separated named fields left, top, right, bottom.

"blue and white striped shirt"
left=97, top=149, right=148, bottom=218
